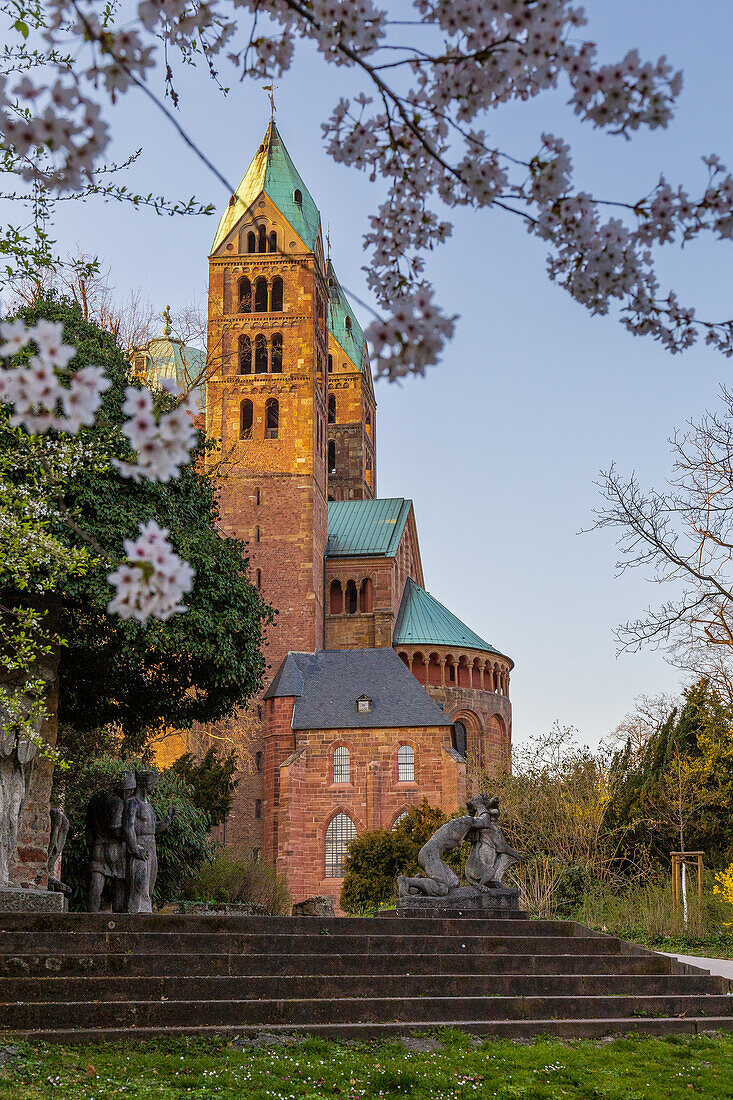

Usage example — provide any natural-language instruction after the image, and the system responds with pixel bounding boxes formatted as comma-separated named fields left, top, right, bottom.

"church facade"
left=201, top=121, right=513, bottom=907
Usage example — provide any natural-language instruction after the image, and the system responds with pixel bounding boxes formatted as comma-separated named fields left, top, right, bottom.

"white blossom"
left=107, top=520, right=195, bottom=622
left=115, top=383, right=198, bottom=483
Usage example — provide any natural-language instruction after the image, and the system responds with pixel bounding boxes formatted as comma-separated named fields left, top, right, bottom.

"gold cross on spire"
left=262, top=83, right=278, bottom=120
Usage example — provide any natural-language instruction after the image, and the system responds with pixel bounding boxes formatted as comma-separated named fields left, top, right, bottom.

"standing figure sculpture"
left=46, top=806, right=71, bottom=895
left=464, top=793, right=521, bottom=890
left=87, top=771, right=136, bottom=912
left=122, top=770, right=176, bottom=914
left=0, top=730, right=37, bottom=889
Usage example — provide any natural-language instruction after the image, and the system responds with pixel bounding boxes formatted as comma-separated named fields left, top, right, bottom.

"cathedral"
left=153, top=120, right=514, bottom=908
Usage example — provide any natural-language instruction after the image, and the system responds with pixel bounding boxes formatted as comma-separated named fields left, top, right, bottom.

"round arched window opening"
left=452, top=721, right=467, bottom=760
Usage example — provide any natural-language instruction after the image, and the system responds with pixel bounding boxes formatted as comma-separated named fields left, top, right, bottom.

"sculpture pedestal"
left=0, top=887, right=67, bottom=913
left=397, top=885, right=524, bottom=918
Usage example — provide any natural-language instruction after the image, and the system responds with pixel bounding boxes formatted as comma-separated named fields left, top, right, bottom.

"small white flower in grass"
left=107, top=520, right=194, bottom=622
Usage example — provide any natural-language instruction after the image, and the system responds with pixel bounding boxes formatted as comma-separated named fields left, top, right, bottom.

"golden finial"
left=162, top=305, right=171, bottom=336
left=262, top=83, right=278, bottom=121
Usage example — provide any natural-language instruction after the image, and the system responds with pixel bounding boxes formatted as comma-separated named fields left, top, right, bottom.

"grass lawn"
left=2, top=1031, right=733, bottom=1099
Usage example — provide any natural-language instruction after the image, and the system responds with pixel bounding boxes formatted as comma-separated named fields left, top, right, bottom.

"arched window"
left=271, top=276, right=283, bottom=312
left=345, top=316, right=352, bottom=335
left=324, top=812, right=356, bottom=877
left=333, top=745, right=350, bottom=784
left=328, top=440, right=336, bottom=474
left=269, top=230, right=277, bottom=253
left=258, top=225, right=267, bottom=253
left=238, top=334, right=252, bottom=374
left=255, top=751, right=263, bottom=772
left=254, top=277, right=268, bottom=313
left=238, top=276, right=252, bottom=312
left=365, top=456, right=372, bottom=488
left=329, top=579, right=343, bottom=614
left=365, top=411, right=372, bottom=437
left=255, top=526, right=261, bottom=543
left=294, top=188, right=303, bottom=206
left=327, top=394, right=336, bottom=423
left=256, top=568, right=261, bottom=588
left=254, top=333, right=268, bottom=374
left=452, top=721, right=467, bottom=760
left=271, top=332, right=283, bottom=373
left=265, top=397, right=279, bottom=439
left=345, top=579, right=357, bottom=615
left=328, top=353, right=333, bottom=372
left=359, top=577, right=372, bottom=613
left=240, top=399, right=253, bottom=439
left=247, top=231, right=256, bottom=253
left=392, top=811, right=409, bottom=830
left=398, top=744, right=415, bottom=782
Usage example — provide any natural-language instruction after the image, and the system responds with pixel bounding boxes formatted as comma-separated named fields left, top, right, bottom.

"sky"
left=8, top=1, right=733, bottom=748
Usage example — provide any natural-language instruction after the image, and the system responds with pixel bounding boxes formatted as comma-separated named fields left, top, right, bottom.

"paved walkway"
left=663, top=952, right=733, bottom=980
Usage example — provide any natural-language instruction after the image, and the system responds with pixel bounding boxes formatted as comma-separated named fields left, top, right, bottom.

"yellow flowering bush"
left=713, top=864, right=733, bottom=924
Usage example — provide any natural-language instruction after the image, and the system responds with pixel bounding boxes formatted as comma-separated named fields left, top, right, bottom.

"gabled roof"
left=264, top=648, right=451, bottom=730
left=210, top=122, right=321, bottom=254
left=327, top=260, right=366, bottom=370
left=326, top=498, right=412, bottom=558
left=393, top=578, right=509, bottom=660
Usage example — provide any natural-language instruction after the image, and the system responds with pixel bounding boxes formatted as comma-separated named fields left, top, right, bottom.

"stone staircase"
left=1, top=912, right=732, bottom=1042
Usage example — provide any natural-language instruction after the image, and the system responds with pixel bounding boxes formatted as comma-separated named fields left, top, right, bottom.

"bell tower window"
left=247, top=231, right=256, bottom=253
left=271, top=333, right=283, bottom=374
left=265, top=398, right=279, bottom=439
left=269, top=230, right=278, bottom=252
left=255, top=334, right=268, bottom=374
left=238, top=334, right=252, bottom=374
left=271, top=277, right=283, bottom=312
left=240, top=399, right=253, bottom=439
left=258, top=225, right=267, bottom=253
left=254, top=277, right=268, bottom=313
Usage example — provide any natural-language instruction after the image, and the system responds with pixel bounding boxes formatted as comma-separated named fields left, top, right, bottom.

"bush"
left=57, top=755, right=213, bottom=911
left=180, top=851, right=291, bottom=914
left=340, top=799, right=469, bottom=914
left=170, top=747, right=239, bottom=827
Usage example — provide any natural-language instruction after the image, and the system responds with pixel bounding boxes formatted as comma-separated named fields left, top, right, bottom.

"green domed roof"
left=393, top=577, right=509, bottom=661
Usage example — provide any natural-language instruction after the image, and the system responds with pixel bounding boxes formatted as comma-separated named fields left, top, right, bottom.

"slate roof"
left=210, top=122, right=321, bottom=254
left=393, top=578, right=510, bottom=661
left=327, top=260, right=366, bottom=370
left=264, top=648, right=451, bottom=730
left=326, top=498, right=412, bottom=558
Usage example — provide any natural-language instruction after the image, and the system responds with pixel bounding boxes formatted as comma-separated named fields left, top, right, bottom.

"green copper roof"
left=393, top=577, right=504, bottom=656
left=210, top=121, right=321, bottom=254
left=326, top=498, right=412, bottom=557
left=132, top=323, right=207, bottom=409
left=327, top=260, right=366, bottom=370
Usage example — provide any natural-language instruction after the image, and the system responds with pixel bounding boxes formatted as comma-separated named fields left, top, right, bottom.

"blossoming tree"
left=2, top=0, right=733, bottom=381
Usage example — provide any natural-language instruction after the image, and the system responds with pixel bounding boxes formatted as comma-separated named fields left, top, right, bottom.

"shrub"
left=180, top=850, right=291, bottom=914
left=340, top=799, right=469, bottom=914
left=57, top=755, right=213, bottom=911
left=170, top=747, right=239, bottom=827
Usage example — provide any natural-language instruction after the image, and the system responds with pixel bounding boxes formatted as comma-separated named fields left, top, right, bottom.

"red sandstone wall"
left=268, top=706, right=463, bottom=909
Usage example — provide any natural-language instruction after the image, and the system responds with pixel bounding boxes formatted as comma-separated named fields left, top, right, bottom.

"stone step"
left=0, top=932, right=625, bottom=956
left=0, top=951, right=678, bottom=979
left=4, top=994, right=733, bottom=1030
left=2, top=972, right=725, bottom=1003
left=0, top=913, right=545, bottom=936
left=11, top=1017, right=733, bottom=1043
